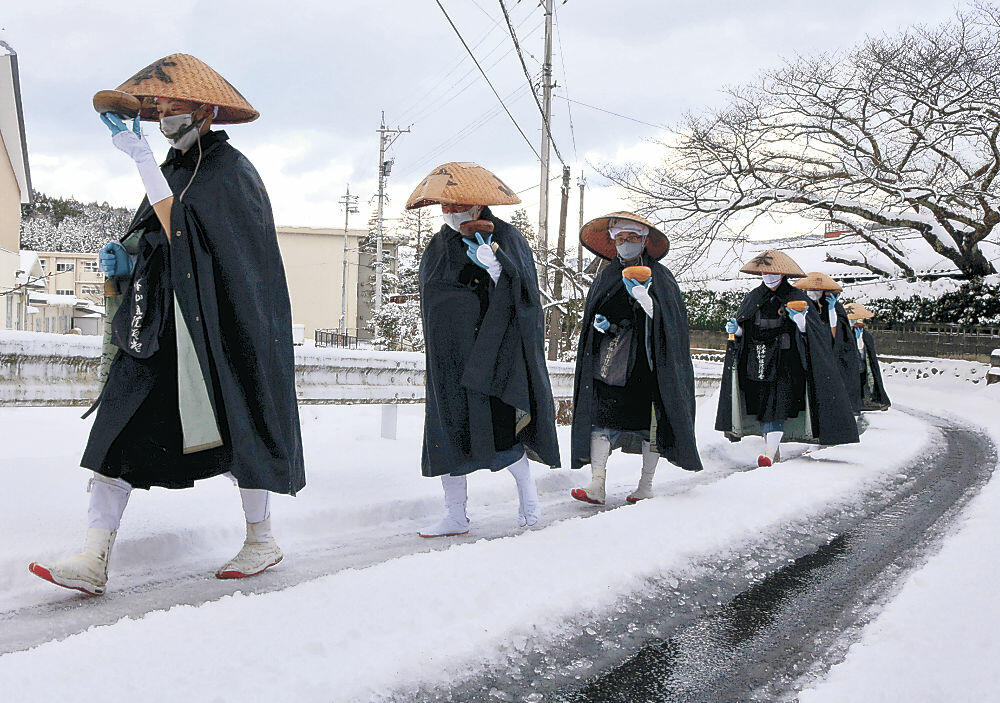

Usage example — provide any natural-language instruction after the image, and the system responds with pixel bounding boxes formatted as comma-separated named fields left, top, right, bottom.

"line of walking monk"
left=26, top=53, right=889, bottom=597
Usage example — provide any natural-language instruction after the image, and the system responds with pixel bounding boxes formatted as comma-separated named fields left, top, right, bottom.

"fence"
left=688, top=327, right=999, bottom=363
left=315, top=330, right=361, bottom=349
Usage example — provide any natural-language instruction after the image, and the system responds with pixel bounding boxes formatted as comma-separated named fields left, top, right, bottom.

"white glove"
left=112, top=130, right=173, bottom=206
left=786, top=306, right=808, bottom=334
left=828, top=306, right=838, bottom=329
left=631, top=283, right=654, bottom=319
left=473, top=244, right=502, bottom=284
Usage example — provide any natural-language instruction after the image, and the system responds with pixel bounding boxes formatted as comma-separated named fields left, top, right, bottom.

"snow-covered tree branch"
left=605, top=4, right=1000, bottom=278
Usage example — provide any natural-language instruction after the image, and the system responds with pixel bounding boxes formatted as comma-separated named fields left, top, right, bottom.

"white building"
left=0, top=40, right=34, bottom=331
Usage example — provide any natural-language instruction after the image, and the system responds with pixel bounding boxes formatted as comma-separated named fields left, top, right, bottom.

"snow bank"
left=0, top=402, right=932, bottom=701
left=799, top=381, right=1000, bottom=703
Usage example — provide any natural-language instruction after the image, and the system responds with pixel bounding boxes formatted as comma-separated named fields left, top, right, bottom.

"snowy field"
left=0, top=374, right=997, bottom=701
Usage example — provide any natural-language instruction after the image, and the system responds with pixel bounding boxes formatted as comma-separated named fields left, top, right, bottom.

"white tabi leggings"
left=86, top=471, right=272, bottom=531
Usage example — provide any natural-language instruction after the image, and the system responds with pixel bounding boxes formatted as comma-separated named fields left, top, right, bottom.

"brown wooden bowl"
left=459, top=220, right=495, bottom=236
left=786, top=300, right=809, bottom=313
left=93, top=90, right=141, bottom=118
left=622, top=265, right=652, bottom=283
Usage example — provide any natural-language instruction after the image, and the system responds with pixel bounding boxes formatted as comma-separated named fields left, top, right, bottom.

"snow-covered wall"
left=0, top=331, right=723, bottom=407
left=0, top=332, right=584, bottom=407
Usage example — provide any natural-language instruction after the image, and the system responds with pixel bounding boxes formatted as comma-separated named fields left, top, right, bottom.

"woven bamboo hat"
left=406, top=162, right=521, bottom=210
left=793, top=271, right=843, bottom=293
left=845, top=302, right=875, bottom=321
left=739, top=250, right=806, bottom=277
left=105, top=53, right=258, bottom=124
left=580, top=211, right=669, bottom=261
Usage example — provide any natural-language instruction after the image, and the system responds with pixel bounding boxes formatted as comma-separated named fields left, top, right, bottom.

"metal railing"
left=869, top=321, right=1000, bottom=337
left=315, top=329, right=360, bottom=349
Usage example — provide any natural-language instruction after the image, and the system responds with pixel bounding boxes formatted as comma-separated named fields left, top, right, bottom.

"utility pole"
left=375, top=112, right=411, bottom=311
left=537, top=0, right=554, bottom=290
left=547, top=165, right=571, bottom=361
left=339, top=184, right=359, bottom=337
left=577, top=174, right=586, bottom=274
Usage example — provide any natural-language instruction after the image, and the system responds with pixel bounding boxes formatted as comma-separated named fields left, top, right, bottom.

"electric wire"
left=553, top=95, right=669, bottom=131
left=396, top=1, right=539, bottom=124
left=553, top=2, right=578, bottom=164
left=400, top=83, right=535, bottom=177
left=403, top=17, right=543, bottom=131
left=434, top=0, right=541, bottom=162
left=499, top=0, right=564, bottom=165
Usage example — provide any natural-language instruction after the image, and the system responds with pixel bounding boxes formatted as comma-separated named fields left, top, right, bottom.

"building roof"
left=15, top=249, right=43, bottom=287
left=678, top=227, right=982, bottom=284
left=28, top=292, right=82, bottom=307
left=0, top=41, right=32, bottom=204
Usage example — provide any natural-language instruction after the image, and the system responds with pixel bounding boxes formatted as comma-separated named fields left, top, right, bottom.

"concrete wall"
left=0, top=332, right=581, bottom=407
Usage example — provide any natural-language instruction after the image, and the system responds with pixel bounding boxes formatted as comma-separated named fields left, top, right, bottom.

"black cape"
left=859, top=328, right=891, bottom=411
left=816, top=300, right=863, bottom=415
left=418, top=207, right=560, bottom=477
left=715, top=281, right=859, bottom=446
left=82, top=131, right=306, bottom=494
left=571, top=255, right=702, bottom=472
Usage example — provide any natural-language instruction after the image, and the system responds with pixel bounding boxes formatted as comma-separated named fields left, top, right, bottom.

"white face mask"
left=160, top=113, right=204, bottom=151
left=443, top=207, right=480, bottom=232
left=762, top=274, right=783, bottom=290
left=807, top=290, right=823, bottom=301
left=615, top=240, right=645, bottom=260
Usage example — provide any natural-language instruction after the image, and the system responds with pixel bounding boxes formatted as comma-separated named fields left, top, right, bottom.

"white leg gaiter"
left=87, top=473, right=132, bottom=532
left=765, top=431, right=784, bottom=460
left=239, top=488, right=271, bottom=524
left=507, top=453, right=540, bottom=527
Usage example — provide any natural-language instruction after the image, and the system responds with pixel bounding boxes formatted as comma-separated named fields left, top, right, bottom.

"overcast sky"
left=3, top=0, right=963, bottom=247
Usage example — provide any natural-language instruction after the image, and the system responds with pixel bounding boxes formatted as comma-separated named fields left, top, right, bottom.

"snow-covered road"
left=0, top=379, right=997, bottom=702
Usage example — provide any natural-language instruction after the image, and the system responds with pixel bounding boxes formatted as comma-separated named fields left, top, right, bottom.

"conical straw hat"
left=739, top=250, right=806, bottom=277
left=406, top=162, right=521, bottom=210
left=845, top=302, right=875, bottom=320
left=579, top=211, right=669, bottom=261
left=110, top=53, right=258, bottom=124
left=793, top=271, right=843, bottom=293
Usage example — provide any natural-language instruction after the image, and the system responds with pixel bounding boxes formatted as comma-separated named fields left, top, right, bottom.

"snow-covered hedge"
left=681, top=279, right=1000, bottom=329
left=860, top=281, right=1000, bottom=328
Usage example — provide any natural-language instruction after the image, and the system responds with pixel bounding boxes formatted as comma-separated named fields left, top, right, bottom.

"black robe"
left=571, top=255, right=702, bottom=472
left=815, top=300, right=863, bottom=415
left=82, top=131, right=306, bottom=494
left=418, top=207, right=560, bottom=477
left=858, top=328, right=891, bottom=411
left=715, top=281, right=859, bottom=446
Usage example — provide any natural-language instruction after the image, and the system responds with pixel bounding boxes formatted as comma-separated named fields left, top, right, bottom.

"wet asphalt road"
left=392, top=408, right=995, bottom=703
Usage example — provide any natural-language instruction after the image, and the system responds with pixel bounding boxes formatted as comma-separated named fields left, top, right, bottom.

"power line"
left=403, top=17, right=543, bottom=131
left=399, top=83, right=534, bottom=178
left=499, top=0, right=564, bottom=165
left=516, top=174, right=562, bottom=195
left=394, top=11, right=512, bottom=124
left=553, top=94, right=668, bottom=131
left=434, top=0, right=541, bottom=161
left=396, top=4, right=540, bottom=125
left=553, top=2, right=578, bottom=164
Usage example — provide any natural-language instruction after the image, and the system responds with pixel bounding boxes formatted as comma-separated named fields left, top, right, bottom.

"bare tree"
left=607, top=3, right=1000, bottom=278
